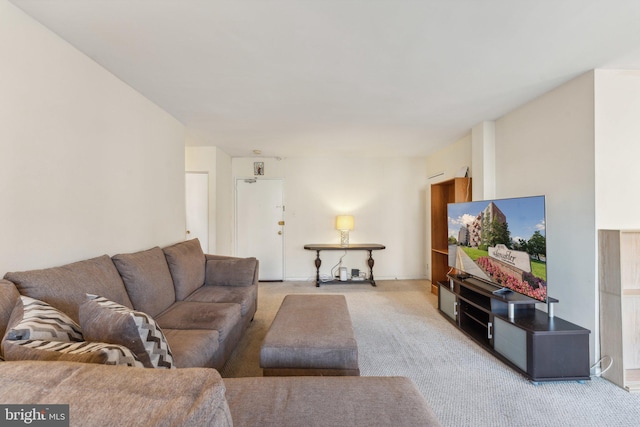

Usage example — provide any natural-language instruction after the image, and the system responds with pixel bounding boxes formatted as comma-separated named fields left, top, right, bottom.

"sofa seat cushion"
left=163, top=328, right=220, bottom=368
left=4, top=255, right=133, bottom=323
left=205, top=257, right=257, bottom=287
left=224, top=376, right=441, bottom=427
left=112, top=247, right=176, bottom=317
left=0, top=361, right=232, bottom=427
left=186, top=285, right=257, bottom=317
left=163, top=238, right=206, bottom=300
left=80, top=295, right=175, bottom=369
left=4, top=295, right=83, bottom=342
left=2, top=339, right=143, bottom=366
left=155, top=302, right=241, bottom=343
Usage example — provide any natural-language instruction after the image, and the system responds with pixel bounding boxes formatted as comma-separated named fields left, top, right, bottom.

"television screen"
left=447, top=195, right=547, bottom=302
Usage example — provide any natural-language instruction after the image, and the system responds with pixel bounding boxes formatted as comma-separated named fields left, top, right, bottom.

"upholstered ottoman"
left=260, top=294, right=360, bottom=376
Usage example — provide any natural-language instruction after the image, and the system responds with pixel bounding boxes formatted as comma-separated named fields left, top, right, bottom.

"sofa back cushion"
left=205, top=258, right=258, bottom=287
left=0, top=280, right=19, bottom=340
left=163, top=239, right=206, bottom=300
left=112, top=247, right=176, bottom=317
left=4, top=255, right=133, bottom=323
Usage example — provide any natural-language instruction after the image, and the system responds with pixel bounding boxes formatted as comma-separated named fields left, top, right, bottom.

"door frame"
left=234, top=177, right=285, bottom=280
left=185, top=171, right=209, bottom=253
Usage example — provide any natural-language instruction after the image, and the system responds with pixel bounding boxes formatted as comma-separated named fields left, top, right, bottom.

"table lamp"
left=336, top=215, right=354, bottom=247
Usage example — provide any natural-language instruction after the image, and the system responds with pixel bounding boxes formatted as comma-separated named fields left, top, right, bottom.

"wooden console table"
left=303, top=243, right=386, bottom=287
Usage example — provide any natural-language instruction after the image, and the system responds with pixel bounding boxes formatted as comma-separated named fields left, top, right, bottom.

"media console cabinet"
left=439, top=276, right=590, bottom=383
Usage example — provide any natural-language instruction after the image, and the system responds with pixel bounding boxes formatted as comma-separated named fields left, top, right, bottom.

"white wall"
left=231, top=157, right=428, bottom=281
left=0, top=1, right=186, bottom=274
left=595, top=70, right=640, bottom=229
left=495, top=71, right=597, bottom=362
left=471, top=121, right=496, bottom=200
left=425, top=135, right=472, bottom=279
left=215, top=149, right=234, bottom=255
left=425, top=135, right=472, bottom=182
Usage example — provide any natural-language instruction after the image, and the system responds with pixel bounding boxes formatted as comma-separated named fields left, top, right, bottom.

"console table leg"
left=367, top=250, right=376, bottom=286
left=314, top=250, right=322, bottom=287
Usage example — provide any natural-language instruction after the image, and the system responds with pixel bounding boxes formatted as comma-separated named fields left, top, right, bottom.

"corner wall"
left=495, top=71, right=597, bottom=362
left=0, top=1, right=186, bottom=274
left=215, top=149, right=233, bottom=255
left=594, top=69, right=640, bottom=229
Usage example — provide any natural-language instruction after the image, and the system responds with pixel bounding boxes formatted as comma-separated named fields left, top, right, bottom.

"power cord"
left=319, top=274, right=334, bottom=283
left=590, top=355, right=613, bottom=377
left=330, top=250, right=348, bottom=279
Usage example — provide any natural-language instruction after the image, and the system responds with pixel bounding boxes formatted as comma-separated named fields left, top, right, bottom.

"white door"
left=185, top=172, right=209, bottom=253
left=236, top=178, right=284, bottom=281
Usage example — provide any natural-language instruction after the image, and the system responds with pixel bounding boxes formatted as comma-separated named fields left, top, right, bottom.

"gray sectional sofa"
left=0, top=239, right=441, bottom=426
left=0, top=360, right=441, bottom=426
left=1, top=238, right=258, bottom=369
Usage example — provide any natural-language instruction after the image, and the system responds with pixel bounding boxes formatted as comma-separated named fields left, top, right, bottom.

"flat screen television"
left=447, top=195, right=547, bottom=303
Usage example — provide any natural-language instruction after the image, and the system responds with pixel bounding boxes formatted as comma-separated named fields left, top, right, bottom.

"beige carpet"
left=220, top=280, right=640, bottom=427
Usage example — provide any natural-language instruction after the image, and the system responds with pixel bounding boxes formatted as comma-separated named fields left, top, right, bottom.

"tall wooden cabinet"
left=430, top=177, right=472, bottom=294
left=599, top=229, right=640, bottom=392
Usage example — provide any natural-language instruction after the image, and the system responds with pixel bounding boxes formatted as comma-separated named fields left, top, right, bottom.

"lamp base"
left=340, top=230, right=350, bottom=247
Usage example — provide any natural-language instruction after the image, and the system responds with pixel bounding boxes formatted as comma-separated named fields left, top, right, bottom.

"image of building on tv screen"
left=447, top=196, right=547, bottom=302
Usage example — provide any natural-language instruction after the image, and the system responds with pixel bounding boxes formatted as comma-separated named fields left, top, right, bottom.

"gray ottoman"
left=260, top=294, right=360, bottom=376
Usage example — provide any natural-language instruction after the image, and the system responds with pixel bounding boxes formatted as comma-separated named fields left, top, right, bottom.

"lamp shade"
left=336, top=215, right=354, bottom=231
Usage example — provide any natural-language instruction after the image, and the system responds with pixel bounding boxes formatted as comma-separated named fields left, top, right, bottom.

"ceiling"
left=11, top=0, right=640, bottom=158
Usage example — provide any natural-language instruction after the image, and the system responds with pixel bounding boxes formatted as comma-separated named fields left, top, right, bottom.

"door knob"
left=278, top=231, right=282, bottom=235
left=186, top=230, right=191, bottom=234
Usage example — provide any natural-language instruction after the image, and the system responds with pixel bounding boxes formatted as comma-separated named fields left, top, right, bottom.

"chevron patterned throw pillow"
left=6, top=296, right=83, bottom=342
left=5, top=339, right=144, bottom=367
left=79, top=294, right=175, bottom=369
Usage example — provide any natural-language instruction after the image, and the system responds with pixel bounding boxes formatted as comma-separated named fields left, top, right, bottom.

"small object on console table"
left=303, top=244, right=386, bottom=287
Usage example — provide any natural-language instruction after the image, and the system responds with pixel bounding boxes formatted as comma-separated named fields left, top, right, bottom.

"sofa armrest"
left=204, top=256, right=259, bottom=287
left=205, top=254, right=246, bottom=262
left=0, top=361, right=232, bottom=427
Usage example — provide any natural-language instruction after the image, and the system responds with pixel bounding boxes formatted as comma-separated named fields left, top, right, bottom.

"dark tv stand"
left=438, top=276, right=590, bottom=383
